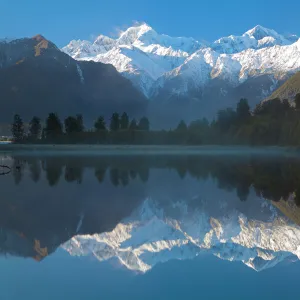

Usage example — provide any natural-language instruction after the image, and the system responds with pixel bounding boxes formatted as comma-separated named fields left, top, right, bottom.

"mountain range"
left=63, top=23, right=300, bottom=125
left=1, top=24, right=300, bottom=126
left=63, top=197, right=300, bottom=273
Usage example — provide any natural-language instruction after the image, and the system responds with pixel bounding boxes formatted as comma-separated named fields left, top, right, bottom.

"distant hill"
left=267, top=71, right=300, bottom=101
left=0, top=35, right=147, bottom=123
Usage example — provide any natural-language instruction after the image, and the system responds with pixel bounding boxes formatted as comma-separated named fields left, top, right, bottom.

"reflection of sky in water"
left=1, top=154, right=300, bottom=299
left=1, top=249, right=300, bottom=300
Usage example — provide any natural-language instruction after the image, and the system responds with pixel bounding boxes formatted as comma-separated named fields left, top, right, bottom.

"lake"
left=1, top=152, right=300, bottom=299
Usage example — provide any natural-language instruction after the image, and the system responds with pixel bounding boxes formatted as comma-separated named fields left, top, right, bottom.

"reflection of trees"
left=95, top=167, right=107, bottom=183
left=28, top=159, right=41, bottom=183
left=168, top=156, right=300, bottom=205
left=208, top=159, right=252, bottom=201
left=65, top=165, right=83, bottom=184
left=9, top=155, right=300, bottom=206
left=12, top=159, right=23, bottom=185
left=138, top=168, right=149, bottom=183
left=176, top=167, right=187, bottom=179
left=108, top=167, right=150, bottom=186
left=119, top=170, right=129, bottom=186
left=251, top=161, right=292, bottom=201
left=237, top=184, right=250, bottom=202
left=129, top=169, right=137, bottom=180
left=45, top=159, right=63, bottom=186
left=110, top=168, right=119, bottom=187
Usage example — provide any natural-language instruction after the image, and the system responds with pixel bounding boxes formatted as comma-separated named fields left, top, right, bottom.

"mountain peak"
left=30, top=34, right=58, bottom=55
left=93, top=34, right=116, bottom=48
left=118, top=23, right=154, bottom=45
left=32, top=34, right=47, bottom=42
left=243, top=25, right=279, bottom=40
left=125, top=23, right=153, bottom=34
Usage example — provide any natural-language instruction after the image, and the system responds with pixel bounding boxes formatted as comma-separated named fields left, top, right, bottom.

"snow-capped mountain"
left=63, top=24, right=202, bottom=97
left=63, top=197, right=300, bottom=273
left=63, top=24, right=300, bottom=104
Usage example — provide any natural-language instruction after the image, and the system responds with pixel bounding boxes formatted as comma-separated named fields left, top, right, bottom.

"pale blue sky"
left=0, top=0, right=299, bottom=46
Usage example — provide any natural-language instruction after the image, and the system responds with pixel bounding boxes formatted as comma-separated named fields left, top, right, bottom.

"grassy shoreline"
left=0, top=144, right=299, bottom=156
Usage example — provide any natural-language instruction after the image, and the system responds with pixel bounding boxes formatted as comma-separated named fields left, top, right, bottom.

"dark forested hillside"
left=0, top=35, right=147, bottom=123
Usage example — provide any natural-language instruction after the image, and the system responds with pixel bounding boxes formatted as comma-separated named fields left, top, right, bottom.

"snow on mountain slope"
left=63, top=197, right=300, bottom=273
left=212, top=25, right=296, bottom=54
left=62, top=24, right=300, bottom=99
left=160, top=39, right=300, bottom=93
left=63, top=24, right=201, bottom=96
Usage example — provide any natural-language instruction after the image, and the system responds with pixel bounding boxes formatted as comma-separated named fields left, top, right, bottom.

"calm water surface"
left=1, top=153, right=300, bottom=299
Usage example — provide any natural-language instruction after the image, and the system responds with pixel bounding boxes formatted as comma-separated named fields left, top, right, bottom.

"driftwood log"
left=0, top=165, right=11, bottom=176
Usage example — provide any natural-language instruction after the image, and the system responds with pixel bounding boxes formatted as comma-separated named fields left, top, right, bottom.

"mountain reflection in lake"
left=1, top=153, right=300, bottom=299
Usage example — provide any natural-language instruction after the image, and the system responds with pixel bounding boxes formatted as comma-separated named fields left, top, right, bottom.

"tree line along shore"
left=8, top=94, right=300, bottom=146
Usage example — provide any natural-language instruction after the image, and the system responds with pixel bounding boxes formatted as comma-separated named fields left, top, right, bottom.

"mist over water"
left=1, top=152, right=300, bottom=299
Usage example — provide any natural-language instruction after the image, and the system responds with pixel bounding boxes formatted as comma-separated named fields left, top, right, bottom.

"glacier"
left=62, top=23, right=300, bottom=98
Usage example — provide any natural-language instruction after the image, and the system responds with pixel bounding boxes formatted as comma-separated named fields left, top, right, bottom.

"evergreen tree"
left=129, top=119, right=138, bottom=130
left=254, top=98, right=284, bottom=117
left=188, top=118, right=209, bottom=131
left=188, top=118, right=210, bottom=144
left=76, top=114, right=84, bottom=132
left=94, top=116, right=106, bottom=131
left=29, top=116, right=42, bottom=139
left=282, top=99, right=291, bottom=111
left=64, top=116, right=79, bottom=134
left=138, top=117, right=150, bottom=131
left=295, top=94, right=300, bottom=110
left=120, top=112, right=129, bottom=130
left=110, top=113, right=120, bottom=131
left=11, top=114, right=24, bottom=141
left=45, top=113, right=63, bottom=139
left=176, top=120, right=188, bottom=131
left=216, top=108, right=237, bottom=132
left=41, top=128, right=46, bottom=140
left=236, top=98, right=251, bottom=119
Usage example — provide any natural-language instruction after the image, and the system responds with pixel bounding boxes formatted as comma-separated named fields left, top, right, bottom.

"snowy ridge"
left=63, top=198, right=300, bottom=273
left=62, top=24, right=300, bottom=98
